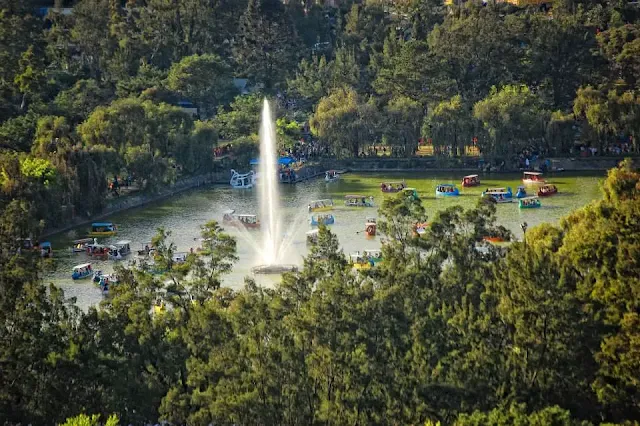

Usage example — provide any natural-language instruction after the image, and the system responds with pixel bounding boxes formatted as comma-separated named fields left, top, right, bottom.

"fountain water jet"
left=251, top=99, right=296, bottom=274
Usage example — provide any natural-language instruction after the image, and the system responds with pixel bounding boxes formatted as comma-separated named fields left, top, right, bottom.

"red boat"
left=381, top=181, right=406, bottom=193
left=537, top=184, right=558, bottom=197
left=461, top=174, right=480, bottom=187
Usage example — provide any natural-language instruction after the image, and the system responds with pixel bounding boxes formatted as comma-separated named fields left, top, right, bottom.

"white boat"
left=325, top=170, right=339, bottom=182
left=230, top=169, right=255, bottom=189
left=109, top=240, right=131, bottom=260
left=308, top=199, right=334, bottom=212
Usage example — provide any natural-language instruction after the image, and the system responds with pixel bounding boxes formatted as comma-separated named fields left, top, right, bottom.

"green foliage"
left=59, top=414, right=119, bottom=426
left=166, top=54, right=236, bottom=117
left=474, top=85, right=550, bottom=156
left=212, top=94, right=262, bottom=140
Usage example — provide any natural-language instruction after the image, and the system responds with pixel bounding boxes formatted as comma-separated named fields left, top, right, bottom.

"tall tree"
left=234, top=0, right=300, bottom=90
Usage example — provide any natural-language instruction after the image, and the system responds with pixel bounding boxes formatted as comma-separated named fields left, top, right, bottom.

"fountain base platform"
left=251, top=264, right=299, bottom=275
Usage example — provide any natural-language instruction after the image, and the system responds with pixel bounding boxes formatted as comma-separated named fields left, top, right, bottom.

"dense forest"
left=0, top=160, right=638, bottom=425
left=1, top=0, right=640, bottom=424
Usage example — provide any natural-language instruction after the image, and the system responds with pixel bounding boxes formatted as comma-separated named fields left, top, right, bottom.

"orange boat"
left=461, top=174, right=481, bottom=187
left=365, top=218, right=377, bottom=237
left=537, top=184, right=558, bottom=197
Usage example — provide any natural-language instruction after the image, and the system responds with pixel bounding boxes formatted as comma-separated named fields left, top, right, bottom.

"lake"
left=47, top=171, right=604, bottom=308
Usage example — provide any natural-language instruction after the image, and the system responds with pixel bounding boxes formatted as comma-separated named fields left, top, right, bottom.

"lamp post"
left=521, top=222, right=528, bottom=248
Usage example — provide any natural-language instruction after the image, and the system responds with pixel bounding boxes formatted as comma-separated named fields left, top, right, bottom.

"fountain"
left=250, top=99, right=299, bottom=275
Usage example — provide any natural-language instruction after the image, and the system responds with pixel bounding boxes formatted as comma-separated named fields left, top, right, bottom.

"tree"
left=14, top=45, right=46, bottom=110
left=234, top=0, right=300, bottom=90
left=473, top=85, right=550, bottom=156
left=212, top=94, right=262, bottom=141
left=54, top=79, right=115, bottom=124
left=424, top=95, right=474, bottom=156
left=166, top=54, right=237, bottom=117
left=60, top=414, right=120, bottom=426
left=310, top=87, right=379, bottom=157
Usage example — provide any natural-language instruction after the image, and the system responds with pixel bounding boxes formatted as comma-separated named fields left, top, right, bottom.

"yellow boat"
left=88, top=222, right=117, bottom=237
left=349, top=252, right=372, bottom=270
left=308, top=199, right=334, bottom=212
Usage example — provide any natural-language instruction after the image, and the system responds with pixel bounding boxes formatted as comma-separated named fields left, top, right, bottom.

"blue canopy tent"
left=250, top=157, right=295, bottom=166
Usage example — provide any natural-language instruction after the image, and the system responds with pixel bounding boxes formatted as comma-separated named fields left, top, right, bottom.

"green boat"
left=519, top=197, right=541, bottom=209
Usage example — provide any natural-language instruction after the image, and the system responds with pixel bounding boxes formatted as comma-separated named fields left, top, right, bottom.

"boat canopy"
left=486, top=187, right=508, bottom=192
left=222, top=209, right=235, bottom=215
left=237, top=214, right=258, bottom=223
left=250, top=156, right=295, bottom=166
left=310, top=199, right=333, bottom=205
left=72, top=238, right=93, bottom=244
left=114, top=240, right=131, bottom=247
left=92, top=222, right=114, bottom=227
left=366, top=217, right=376, bottom=223
left=463, top=174, right=479, bottom=179
left=73, top=263, right=91, bottom=270
left=524, top=171, right=543, bottom=176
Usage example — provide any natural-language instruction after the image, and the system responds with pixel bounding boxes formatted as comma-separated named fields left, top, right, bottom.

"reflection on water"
left=47, top=171, right=604, bottom=308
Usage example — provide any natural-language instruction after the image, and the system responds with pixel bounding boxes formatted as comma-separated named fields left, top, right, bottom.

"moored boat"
left=519, top=197, right=541, bottom=208
left=310, top=214, right=335, bottom=227
left=325, top=170, right=339, bottom=182
left=137, top=242, right=154, bottom=257
left=523, top=171, right=545, bottom=184
left=515, top=186, right=527, bottom=198
left=308, top=199, right=334, bottom=212
left=461, top=174, right=481, bottom=187
left=230, top=169, right=255, bottom=189
left=435, top=184, right=459, bottom=196
left=537, top=184, right=558, bottom=197
left=364, top=218, right=377, bottom=237
left=344, top=195, right=374, bottom=207
left=71, top=263, right=93, bottom=280
left=87, top=243, right=109, bottom=258
left=380, top=181, right=406, bottom=193
left=88, top=222, right=117, bottom=237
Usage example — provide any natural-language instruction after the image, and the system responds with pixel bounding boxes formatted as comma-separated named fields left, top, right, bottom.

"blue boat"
left=482, top=187, right=513, bottom=198
left=310, top=214, right=335, bottom=227
left=515, top=186, right=527, bottom=198
left=71, top=263, right=93, bottom=280
left=435, top=184, right=459, bottom=196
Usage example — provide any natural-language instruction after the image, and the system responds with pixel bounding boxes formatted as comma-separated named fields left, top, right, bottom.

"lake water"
left=47, top=171, right=604, bottom=308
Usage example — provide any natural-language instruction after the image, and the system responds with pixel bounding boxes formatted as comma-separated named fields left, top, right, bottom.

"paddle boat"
left=310, top=214, right=335, bottom=227
left=71, top=263, right=93, bottom=280
left=223, top=211, right=260, bottom=229
left=349, top=252, right=373, bottom=270
left=363, top=249, right=383, bottom=266
left=461, top=174, right=481, bottom=187
left=38, top=241, right=52, bottom=258
left=403, top=187, right=419, bottom=200
left=364, top=218, right=377, bottom=237
left=414, top=222, right=430, bottom=236
left=308, top=199, right=334, bottom=212
left=89, top=222, right=117, bottom=237
left=172, top=252, right=188, bottom=264
left=137, top=242, right=154, bottom=257
left=537, top=184, right=558, bottom=197
left=519, top=197, right=541, bottom=209
left=344, top=195, right=375, bottom=207
left=325, top=170, right=340, bottom=182
left=435, top=184, right=459, bottom=196
left=109, top=240, right=131, bottom=260
left=381, top=181, right=406, bottom=193
left=482, top=187, right=513, bottom=198
left=306, top=229, right=319, bottom=245
left=86, top=242, right=109, bottom=258
left=70, top=238, right=93, bottom=253
left=483, top=236, right=506, bottom=243
left=515, top=186, right=527, bottom=198
left=484, top=191, right=514, bottom=203
left=523, top=171, right=545, bottom=184
left=230, top=169, right=255, bottom=189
